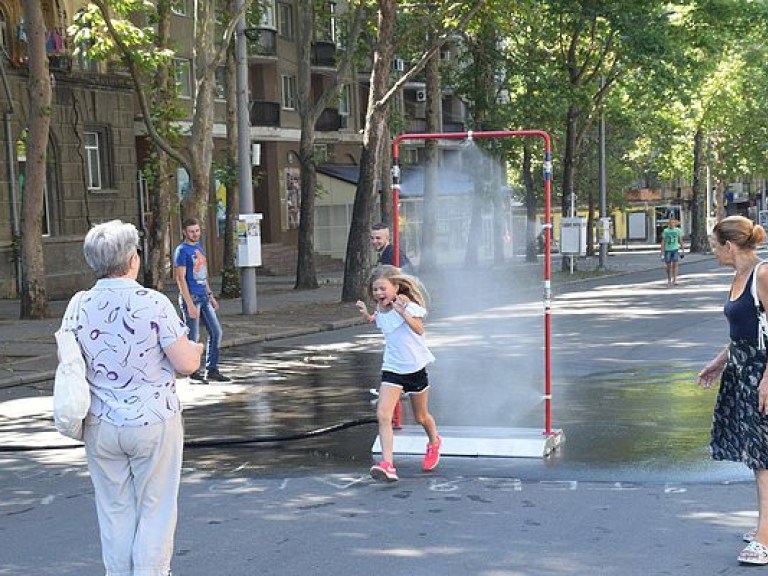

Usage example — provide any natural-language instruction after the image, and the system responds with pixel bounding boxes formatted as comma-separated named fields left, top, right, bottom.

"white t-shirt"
left=375, top=303, right=435, bottom=374
left=76, top=278, right=188, bottom=427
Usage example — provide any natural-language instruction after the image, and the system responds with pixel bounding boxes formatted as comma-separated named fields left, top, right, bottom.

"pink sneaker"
left=422, top=436, right=442, bottom=471
left=370, top=460, right=399, bottom=482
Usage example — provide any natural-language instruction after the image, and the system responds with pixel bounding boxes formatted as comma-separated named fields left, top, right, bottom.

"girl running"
left=356, top=265, right=441, bottom=481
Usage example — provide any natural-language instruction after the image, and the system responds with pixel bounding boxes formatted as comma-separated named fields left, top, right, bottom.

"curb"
left=0, top=316, right=369, bottom=390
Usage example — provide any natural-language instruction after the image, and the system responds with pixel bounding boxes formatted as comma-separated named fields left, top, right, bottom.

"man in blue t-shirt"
left=173, top=218, right=230, bottom=383
left=660, top=218, right=684, bottom=287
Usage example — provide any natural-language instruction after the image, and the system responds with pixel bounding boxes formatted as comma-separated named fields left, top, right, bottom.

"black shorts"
left=381, top=368, right=430, bottom=394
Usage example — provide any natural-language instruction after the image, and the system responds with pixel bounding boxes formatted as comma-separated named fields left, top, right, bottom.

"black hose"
left=0, top=417, right=378, bottom=453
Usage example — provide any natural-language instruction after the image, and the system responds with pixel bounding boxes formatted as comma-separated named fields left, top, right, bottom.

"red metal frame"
left=391, top=130, right=554, bottom=436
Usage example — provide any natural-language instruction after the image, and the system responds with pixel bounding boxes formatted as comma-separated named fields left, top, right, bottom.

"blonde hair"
left=713, top=215, right=767, bottom=250
left=366, top=265, right=428, bottom=307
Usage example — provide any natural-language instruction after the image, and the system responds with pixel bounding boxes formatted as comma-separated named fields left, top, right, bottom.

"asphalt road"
left=1, top=257, right=762, bottom=576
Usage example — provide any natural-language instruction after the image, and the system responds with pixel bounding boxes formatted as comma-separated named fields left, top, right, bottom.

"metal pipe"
left=5, top=111, right=19, bottom=294
left=392, top=129, right=555, bottom=436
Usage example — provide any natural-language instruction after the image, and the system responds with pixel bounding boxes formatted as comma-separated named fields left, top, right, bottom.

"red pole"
left=390, top=152, right=402, bottom=429
left=391, top=130, right=554, bottom=436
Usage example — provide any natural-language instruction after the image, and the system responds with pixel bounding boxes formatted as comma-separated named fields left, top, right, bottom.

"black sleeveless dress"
left=711, top=270, right=768, bottom=470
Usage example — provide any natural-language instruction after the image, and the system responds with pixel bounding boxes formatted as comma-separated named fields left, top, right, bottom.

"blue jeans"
left=180, top=293, right=222, bottom=371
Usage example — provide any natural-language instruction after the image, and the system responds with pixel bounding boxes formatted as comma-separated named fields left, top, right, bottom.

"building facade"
left=0, top=0, right=138, bottom=298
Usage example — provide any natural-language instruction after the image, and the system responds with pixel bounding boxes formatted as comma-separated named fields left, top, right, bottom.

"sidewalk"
left=0, top=249, right=707, bottom=389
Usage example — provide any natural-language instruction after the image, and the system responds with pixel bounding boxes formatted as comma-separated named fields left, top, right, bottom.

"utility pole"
left=236, top=0, right=257, bottom=314
left=598, top=77, right=607, bottom=269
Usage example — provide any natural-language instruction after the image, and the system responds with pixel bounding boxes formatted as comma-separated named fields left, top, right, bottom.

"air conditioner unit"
left=415, top=89, right=426, bottom=102
left=393, top=58, right=404, bottom=72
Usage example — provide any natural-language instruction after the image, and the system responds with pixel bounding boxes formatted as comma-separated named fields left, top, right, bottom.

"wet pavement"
left=0, top=250, right=746, bottom=485
left=4, top=249, right=768, bottom=575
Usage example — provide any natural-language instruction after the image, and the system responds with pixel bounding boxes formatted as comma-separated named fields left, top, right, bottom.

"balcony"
left=311, top=41, right=336, bottom=68
left=48, top=54, right=72, bottom=73
left=442, top=116, right=465, bottom=133
left=250, top=101, right=280, bottom=127
left=315, top=108, right=341, bottom=131
left=245, top=28, right=277, bottom=58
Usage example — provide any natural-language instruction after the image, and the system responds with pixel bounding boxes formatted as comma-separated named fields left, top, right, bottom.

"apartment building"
left=136, top=0, right=366, bottom=274
left=0, top=0, right=138, bottom=298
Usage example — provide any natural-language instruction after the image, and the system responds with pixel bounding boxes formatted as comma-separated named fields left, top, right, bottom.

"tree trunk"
left=586, top=183, right=595, bottom=257
left=379, top=124, right=392, bottom=226
left=420, top=44, right=440, bottom=272
left=145, top=154, right=173, bottom=290
left=19, top=0, right=51, bottom=319
left=143, top=0, right=173, bottom=291
left=464, top=180, right=483, bottom=268
left=220, top=29, right=241, bottom=298
left=341, top=0, right=396, bottom=302
left=561, top=103, right=580, bottom=271
left=295, top=3, right=319, bottom=289
left=492, top=160, right=505, bottom=265
left=182, top=0, right=217, bottom=224
left=523, top=143, right=538, bottom=263
left=690, top=127, right=706, bottom=252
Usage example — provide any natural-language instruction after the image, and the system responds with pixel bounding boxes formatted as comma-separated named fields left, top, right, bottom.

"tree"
left=294, top=1, right=365, bottom=289
left=340, top=0, right=482, bottom=302
left=142, top=0, right=176, bottom=290
left=19, top=0, right=52, bottom=319
left=72, top=0, right=255, bottom=287
left=220, top=5, right=241, bottom=299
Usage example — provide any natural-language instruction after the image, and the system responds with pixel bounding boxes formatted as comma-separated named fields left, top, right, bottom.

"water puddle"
left=180, top=347, right=748, bottom=483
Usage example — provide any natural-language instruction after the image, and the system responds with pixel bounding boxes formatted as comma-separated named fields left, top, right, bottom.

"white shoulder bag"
left=53, top=291, right=89, bottom=440
left=751, top=261, right=768, bottom=351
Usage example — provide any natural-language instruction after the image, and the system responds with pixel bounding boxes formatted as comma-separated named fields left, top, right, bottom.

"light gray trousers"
left=84, top=413, right=183, bottom=576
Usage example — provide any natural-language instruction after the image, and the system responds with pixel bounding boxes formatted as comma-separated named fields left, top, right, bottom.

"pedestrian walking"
left=696, top=215, right=768, bottom=565
left=77, top=219, right=204, bottom=576
left=356, top=265, right=441, bottom=481
left=660, top=218, right=684, bottom=286
left=174, top=217, right=231, bottom=383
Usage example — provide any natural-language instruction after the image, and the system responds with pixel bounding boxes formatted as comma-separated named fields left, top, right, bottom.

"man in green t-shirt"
left=660, top=219, right=684, bottom=286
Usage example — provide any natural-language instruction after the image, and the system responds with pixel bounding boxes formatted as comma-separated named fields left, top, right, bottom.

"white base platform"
left=372, top=425, right=565, bottom=459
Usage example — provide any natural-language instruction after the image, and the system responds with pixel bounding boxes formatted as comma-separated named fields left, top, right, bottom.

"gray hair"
left=83, top=220, right=140, bottom=278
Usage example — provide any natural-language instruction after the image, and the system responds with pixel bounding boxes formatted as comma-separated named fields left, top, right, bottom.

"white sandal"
left=744, top=529, right=757, bottom=543
left=739, top=541, right=768, bottom=565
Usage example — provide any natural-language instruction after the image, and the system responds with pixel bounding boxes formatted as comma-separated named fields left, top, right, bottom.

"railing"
left=315, top=107, right=341, bottom=131
left=442, top=119, right=465, bottom=133
left=250, top=101, right=280, bottom=127
left=311, top=41, right=336, bottom=67
left=245, top=28, right=277, bottom=57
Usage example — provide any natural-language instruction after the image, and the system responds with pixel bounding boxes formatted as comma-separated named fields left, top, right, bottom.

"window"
left=261, top=0, right=276, bottom=28
left=171, top=0, right=191, bottom=16
left=338, top=85, right=350, bottom=116
left=76, top=49, right=99, bottom=72
left=174, top=58, right=193, bottom=98
left=281, top=75, right=296, bottom=110
left=214, top=66, right=226, bottom=100
left=84, top=131, right=102, bottom=190
left=278, top=2, right=293, bottom=39
left=318, top=1, right=336, bottom=43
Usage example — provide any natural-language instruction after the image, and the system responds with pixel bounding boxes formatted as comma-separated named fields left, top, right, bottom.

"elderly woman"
left=77, top=220, right=203, bottom=576
left=697, top=215, right=768, bottom=565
